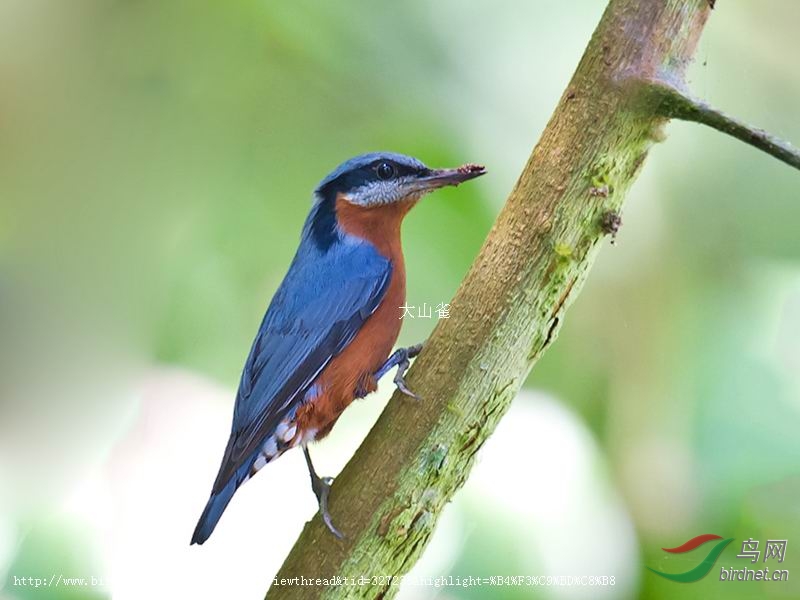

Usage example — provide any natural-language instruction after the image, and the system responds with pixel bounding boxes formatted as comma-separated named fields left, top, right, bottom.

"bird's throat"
left=335, top=193, right=415, bottom=258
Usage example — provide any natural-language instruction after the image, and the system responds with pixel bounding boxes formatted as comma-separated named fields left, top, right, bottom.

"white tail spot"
left=282, top=425, right=297, bottom=443
left=275, top=421, right=289, bottom=438
left=262, top=437, right=278, bottom=458
left=253, top=454, right=267, bottom=471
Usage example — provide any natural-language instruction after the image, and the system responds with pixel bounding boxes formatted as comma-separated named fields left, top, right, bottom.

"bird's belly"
left=293, top=273, right=405, bottom=441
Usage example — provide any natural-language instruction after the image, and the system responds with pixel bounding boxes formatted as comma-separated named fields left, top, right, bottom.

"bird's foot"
left=393, top=363, right=421, bottom=400
left=304, top=445, right=344, bottom=539
left=310, top=474, right=344, bottom=539
left=376, top=343, right=424, bottom=400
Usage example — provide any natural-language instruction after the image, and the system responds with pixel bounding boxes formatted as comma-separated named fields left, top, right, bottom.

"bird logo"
left=647, top=534, right=733, bottom=582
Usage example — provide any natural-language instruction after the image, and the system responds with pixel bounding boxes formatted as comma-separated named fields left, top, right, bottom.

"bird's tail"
left=191, top=476, right=239, bottom=545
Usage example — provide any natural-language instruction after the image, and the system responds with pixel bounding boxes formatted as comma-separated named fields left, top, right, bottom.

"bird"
left=191, top=152, right=486, bottom=544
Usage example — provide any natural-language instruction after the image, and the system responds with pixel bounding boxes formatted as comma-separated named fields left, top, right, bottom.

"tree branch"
left=645, top=79, right=800, bottom=170
left=265, top=1, right=795, bottom=598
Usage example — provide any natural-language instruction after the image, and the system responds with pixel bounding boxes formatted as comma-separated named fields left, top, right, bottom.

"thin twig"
left=649, top=79, right=800, bottom=171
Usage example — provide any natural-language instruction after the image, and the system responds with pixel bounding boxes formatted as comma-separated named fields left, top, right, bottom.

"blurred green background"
left=1, top=1, right=799, bottom=599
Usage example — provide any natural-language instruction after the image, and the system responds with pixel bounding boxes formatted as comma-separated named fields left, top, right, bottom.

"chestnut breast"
left=293, top=195, right=416, bottom=438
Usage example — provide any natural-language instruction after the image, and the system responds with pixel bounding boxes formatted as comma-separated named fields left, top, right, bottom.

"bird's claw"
left=312, top=475, right=344, bottom=539
left=304, top=445, right=345, bottom=539
left=322, top=508, right=344, bottom=540
left=393, top=361, right=421, bottom=401
left=376, top=343, right=423, bottom=400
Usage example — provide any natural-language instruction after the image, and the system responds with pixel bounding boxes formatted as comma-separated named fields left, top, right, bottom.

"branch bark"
left=267, top=1, right=797, bottom=597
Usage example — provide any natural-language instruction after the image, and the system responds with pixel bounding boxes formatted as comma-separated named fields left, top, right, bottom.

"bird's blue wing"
left=210, top=240, right=392, bottom=492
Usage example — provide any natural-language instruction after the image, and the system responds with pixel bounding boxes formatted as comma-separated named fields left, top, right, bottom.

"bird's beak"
left=415, top=163, right=487, bottom=191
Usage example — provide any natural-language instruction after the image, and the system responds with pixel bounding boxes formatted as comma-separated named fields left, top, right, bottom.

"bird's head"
left=315, top=152, right=486, bottom=208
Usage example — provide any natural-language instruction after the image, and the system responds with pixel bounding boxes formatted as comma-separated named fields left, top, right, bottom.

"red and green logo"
left=648, top=534, right=733, bottom=583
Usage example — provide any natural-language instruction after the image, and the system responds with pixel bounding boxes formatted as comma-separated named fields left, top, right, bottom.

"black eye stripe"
left=317, top=156, right=427, bottom=199
left=371, top=160, right=422, bottom=180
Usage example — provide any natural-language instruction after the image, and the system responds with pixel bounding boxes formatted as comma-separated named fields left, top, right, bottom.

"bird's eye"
left=376, top=162, right=395, bottom=180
